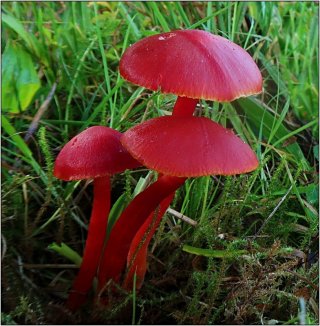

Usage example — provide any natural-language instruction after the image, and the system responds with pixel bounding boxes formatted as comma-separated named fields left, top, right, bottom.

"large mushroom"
left=120, top=116, right=259, bottom=289
left=54, top=126, right=140, bottom=310
left=120, top=29, right=262, bottom=117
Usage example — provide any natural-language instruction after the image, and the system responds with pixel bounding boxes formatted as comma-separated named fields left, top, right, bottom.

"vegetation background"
left=1, top=1, right=319, bottom=325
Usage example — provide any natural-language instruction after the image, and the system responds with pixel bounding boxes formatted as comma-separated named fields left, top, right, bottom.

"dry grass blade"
left=253, top=185, right=293, bottom=239
left=167, top=207, right=198, bottom=226
left=24, top=82, right=57, bottom=142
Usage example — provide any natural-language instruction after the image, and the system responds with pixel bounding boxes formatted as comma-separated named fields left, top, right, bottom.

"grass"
left=1, top=1, right=319, bottom=325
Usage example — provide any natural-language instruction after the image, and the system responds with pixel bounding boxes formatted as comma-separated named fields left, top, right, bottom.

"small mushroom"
left=54, top=126, right=140, bottom=310
left=120, top=29, right=262, bottom=117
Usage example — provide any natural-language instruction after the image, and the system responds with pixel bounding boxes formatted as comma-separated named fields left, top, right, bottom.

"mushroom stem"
left=119, top=97, right=198, bottom=292
left=97, top=175, right=186, bottom=293
left=122, top=192, right=175, bottom=291
left=67, top=176, right=111, bottom=311
left=172, top=96, right=198, bottom=117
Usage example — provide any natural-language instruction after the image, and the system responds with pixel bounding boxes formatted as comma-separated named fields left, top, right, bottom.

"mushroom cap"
left=120, top=29, right=262, bottom=102
left=54, top=126, right=140, bottom=181
left=121, top=116, right=259, bottom=177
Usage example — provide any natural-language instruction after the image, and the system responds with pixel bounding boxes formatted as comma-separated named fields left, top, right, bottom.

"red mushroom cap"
left=54, top=126, right=140, bottom=181
left=120, top=29, right=262, bottom=102
left=121, top=116, right=259, bottom=177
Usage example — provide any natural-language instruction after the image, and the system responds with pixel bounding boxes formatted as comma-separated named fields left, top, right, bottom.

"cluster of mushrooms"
left=54, top=30, right=262, bottom=310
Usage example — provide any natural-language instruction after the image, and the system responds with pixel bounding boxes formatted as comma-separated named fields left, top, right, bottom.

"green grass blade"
left=118, top=3, right=141, bottom=39
left=2, top=115, right=45, bottom=179
left=106, top=193, right=130, bottom=238
left=235, top=97, right=310, bottom=170
left=183, top=245, right=247, bottom=258
left=148, top=2, right=170, bottom=32
left=48, top=242, right=82, bottom=266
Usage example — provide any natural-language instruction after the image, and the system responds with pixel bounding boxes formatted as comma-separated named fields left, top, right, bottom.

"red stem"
left=122, top=192, right=175, bottom=291
left=172, top=96, right=198, bottom=117
left=97, top=175, right=185, bottom=293
left=67, top=176, right=111, bottom=311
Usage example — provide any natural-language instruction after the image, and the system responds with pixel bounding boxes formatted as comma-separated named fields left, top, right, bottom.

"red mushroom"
left=97, top=116, right=258, bottom=294
left=96, top=30, right=262, bottom=295
left=121, top=116, right=259, bottom=177
left=120, top=29, right=262, bottom=117
left=118, top=115, right=258, bottom=289
left=54, top=126, right=140, bottom=310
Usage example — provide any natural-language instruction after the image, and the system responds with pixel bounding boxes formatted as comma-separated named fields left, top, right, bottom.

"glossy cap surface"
left=121, top=116, right=259, bottom=177
left=120, top=29, right=262, bottom=102
left=54, top=126, right=140, bottom=181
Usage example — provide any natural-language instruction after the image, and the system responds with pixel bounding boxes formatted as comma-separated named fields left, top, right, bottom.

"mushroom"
left=54, top=126, right=140, bottom=310
left=97, top=30, right=262, bottom=294
left=97, top=116, right=258, bottom=293
left=121, top=116, right=259, bottom=177
left=118, top=116, right=259, bottom=289
left=120, top=29, right=262, bottom=117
